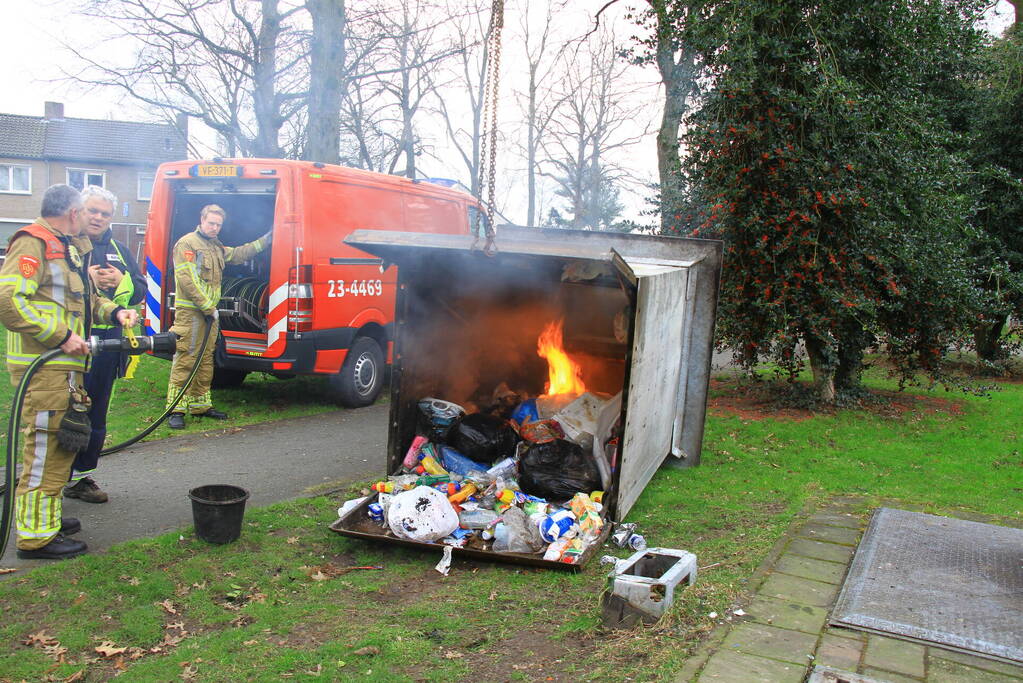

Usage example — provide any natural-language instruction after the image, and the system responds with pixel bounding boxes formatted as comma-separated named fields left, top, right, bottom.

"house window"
left=67, top=168, right=106, bottom=191
left=137, top=172, right=155, bottom=201
left=0, top=164, right=31, bottom=194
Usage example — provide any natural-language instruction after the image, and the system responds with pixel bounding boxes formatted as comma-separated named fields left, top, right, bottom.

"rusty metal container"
left=329, top=226, right=722, bottom=569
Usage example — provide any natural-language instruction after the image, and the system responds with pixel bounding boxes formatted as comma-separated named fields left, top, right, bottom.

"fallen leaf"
left=63, top=671, right=85, bottom=682
left=443, top=651, right=463, bottom=659
left=72, top=593, right=87, bottom=607
left=243, top=640, right=258, bottom=646
left=303, top=664, right=322, bottom=676
left=43, top=643, right=68, bottom=661
left=95, top=641, right=127, bottom=658
left=167, top=621, right=186, bottom=631
left=24, top=630, right=57, bottom=647
left=309, top=571, right=329, bottom=582
left=158, top=599, right=178, bottom=615
left=488, top=589, right=497, bottom=601
left=126, top=577, right=140, bottom=586
left=0, top=567, right=17, bottom=574
left=353, top=646, right=379, bottom=656
left=286, top=537, right=299, bottom=544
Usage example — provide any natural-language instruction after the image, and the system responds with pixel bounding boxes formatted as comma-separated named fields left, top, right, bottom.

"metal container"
left=329, top=226, right=722, bottom=569
left=601, top=547, right=698, bottom=627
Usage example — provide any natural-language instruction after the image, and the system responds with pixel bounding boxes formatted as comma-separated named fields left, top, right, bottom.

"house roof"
left=0, top=113, right=186, bottom=165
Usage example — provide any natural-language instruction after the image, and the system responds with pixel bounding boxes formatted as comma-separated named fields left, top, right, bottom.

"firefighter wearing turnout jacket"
left=0, top=184, right=137, bottom=559
left=65, top=186, right=146, bottom=504
left=166, top=204, right=271, bottom=429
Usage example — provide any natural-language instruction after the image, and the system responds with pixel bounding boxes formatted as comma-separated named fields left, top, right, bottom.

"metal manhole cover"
left=831, top=507, right=1023, bottom=664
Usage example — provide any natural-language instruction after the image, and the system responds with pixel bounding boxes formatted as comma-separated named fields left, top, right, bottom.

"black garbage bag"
left=447, top=413, right=519, bottom=465
left=519, top=439, right=602, bottom=502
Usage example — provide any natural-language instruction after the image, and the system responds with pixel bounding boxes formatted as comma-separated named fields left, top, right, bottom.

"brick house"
left=0, top=101, right=188, bottom=260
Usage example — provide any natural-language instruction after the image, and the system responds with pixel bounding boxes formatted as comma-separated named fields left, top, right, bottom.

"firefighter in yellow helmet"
left=166, top=204, right=271, bottom=429
left=0, top=184, right=137, bottom=559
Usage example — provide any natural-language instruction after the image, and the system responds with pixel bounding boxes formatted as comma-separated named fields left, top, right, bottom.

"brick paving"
left=676, top=498, right=1023, bottom=682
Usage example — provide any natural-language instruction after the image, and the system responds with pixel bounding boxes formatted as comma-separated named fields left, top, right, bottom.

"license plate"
left=191, top=164, right=242, bottom=178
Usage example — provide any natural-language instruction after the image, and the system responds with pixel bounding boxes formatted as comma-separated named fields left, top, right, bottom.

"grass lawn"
left=1, top=361, right=1021, bottom=680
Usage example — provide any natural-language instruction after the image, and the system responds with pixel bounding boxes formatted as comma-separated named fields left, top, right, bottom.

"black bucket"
left=188, top=484, right=250, bottom=544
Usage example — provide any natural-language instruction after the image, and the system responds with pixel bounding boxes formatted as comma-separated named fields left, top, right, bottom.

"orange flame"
left=537, top=319, right=586, bottom=397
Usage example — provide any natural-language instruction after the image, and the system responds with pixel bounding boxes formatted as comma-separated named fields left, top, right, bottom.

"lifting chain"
left=475, top=0, right=504, bottom=256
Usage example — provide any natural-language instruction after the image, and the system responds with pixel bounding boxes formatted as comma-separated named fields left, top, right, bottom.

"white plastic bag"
left=387, top=486, right=459, bottom=542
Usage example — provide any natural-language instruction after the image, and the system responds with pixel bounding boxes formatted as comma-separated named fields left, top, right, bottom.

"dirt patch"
left=708, top=379, right=966, bottom=422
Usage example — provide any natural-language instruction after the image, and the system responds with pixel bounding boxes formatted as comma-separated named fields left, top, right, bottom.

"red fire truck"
left=141, top=158, right=484, bottom=406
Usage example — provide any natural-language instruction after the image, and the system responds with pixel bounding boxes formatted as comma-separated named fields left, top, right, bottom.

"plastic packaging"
left=338, top=495, right=370, bottom=519
left=570, top=492, right=604, bottom=537
left=368, top=502, right=384, bottom=524
left=459, top=507, right=500, bottom=529
left=387, top=486, right=460, bottom=542
left=439, top=446, right=489, bottom=477
left=418, top=451, right=448, bottom=476
left=492, top=506, right=546, bottom=554
left=371, top=481, right=395, bottom=493
left=448, top=413, right=519, bottom=465
left=418, top=397, right=465, bottom=442
left=519, top=419, right=564, bottom=445
left=538, top=509, right=577, bottom=543
left=510, top=399, right=539, bottom=425
left=518, top=439, right=603, bottom=502
left=486, top=457, right=518, bottom=480
left=403, top=435, right=429, bottom=469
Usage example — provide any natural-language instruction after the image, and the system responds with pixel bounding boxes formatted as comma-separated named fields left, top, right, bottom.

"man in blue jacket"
left=64, top=186, right=145, bottom=504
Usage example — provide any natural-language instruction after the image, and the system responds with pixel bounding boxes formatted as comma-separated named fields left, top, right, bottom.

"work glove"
left=205, top=309, right=220, bottom=324
left=260, top=230, right=273, bottom=245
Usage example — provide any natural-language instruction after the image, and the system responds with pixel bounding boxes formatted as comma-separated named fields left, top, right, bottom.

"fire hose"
left=0, top=317, right=215, bottom=559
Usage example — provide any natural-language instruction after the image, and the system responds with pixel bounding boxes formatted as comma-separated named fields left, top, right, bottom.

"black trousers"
left=71, top=326, right=125, bottom=480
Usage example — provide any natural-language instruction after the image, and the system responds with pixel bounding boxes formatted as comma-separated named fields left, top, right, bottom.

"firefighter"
left=166, top=204, right=271, bottom=429
left=63, top=186, right=145, bottom=504
left=0, top=184, right=137, bottom=559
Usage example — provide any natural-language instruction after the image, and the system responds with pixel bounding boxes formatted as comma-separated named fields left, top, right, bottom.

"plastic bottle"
left=418, top=454, right=447, bottom=476
left=458, top=507, right=500, bottom=529
left=371, top=481, right=394, bottom=493
left=448, top=481, right=478, bottom=504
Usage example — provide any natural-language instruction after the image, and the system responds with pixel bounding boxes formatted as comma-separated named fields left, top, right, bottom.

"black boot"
left=168, top=413, right=186, bottom=429
left=60, top=517, right=82, bottom=535
left=199, top=409, right=229, bottom=420
left=17, top=534, right=88, bottom=560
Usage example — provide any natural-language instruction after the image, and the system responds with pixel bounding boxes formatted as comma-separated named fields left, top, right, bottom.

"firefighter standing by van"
left=166, top=204, right=271, bottom=429
left=0, top=184, right=137, bottom=559
left=63, top=186, right=146, bottom=504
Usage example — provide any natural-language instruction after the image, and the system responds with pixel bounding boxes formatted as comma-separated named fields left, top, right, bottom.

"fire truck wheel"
left=211, top=367, right=249, bottom=389
left=330, top=337, right=385, bottom=407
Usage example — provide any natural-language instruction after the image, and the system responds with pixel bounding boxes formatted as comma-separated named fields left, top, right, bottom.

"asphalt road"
left=1, top=403, right=388, bottom=570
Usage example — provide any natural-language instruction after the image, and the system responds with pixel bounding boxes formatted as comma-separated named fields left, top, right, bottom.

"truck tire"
left=211, top=367, right=249, bottom=389
left=329, top=336, right=385, bottom=407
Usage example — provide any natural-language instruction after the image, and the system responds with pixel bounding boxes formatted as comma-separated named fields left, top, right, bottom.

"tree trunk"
left=805, top=335, right=836, bottom=403
left=650, top=1, right=697, bottom=234
left=305, top=0, right=346, bottom=164
left=973, top=314, right=1009, bottom=361
left=834, top=319, right=870, bottom=395
left=253, top=0, right=284, bottom=158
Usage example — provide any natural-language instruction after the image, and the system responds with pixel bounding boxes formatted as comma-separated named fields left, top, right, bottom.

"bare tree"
left=304, top=0, right=346, bottom=163
left=517, top=0, right=570, bottom=225
left=432, top=1, right=489, bottom=196
left=540, top=30, right=650, bottom=230
left=69, top=0, right=308, bottom=158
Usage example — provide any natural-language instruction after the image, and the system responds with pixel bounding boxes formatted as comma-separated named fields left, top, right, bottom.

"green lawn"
left=1, top=362, right=1021, bottom=680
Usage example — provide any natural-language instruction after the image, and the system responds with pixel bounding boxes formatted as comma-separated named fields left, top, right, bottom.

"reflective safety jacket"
left=0, top=219, right=120, bottom=374
left=172, top=229, right=268, bottom=314
left=84, top=228, right=145, bottom=329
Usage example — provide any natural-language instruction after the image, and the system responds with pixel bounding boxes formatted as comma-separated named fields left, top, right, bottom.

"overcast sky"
left=1, top=1, right=1015, bottom=225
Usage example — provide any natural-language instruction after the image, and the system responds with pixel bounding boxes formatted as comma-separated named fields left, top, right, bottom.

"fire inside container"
left=331, top=226, right=722, bottom=569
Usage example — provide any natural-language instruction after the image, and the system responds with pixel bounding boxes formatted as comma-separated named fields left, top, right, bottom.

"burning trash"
left=338, top=320, right=622, bottom=566
left=331, top=225, right=723, bottom=569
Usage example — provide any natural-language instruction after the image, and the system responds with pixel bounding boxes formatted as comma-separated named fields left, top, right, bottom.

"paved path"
left=676, top=498, right=1023, bottom=682
left=2, top=404, right=388, bottom=570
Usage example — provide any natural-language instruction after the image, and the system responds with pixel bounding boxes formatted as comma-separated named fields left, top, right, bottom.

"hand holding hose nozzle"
left=87, top=331, right=178, bottom=355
